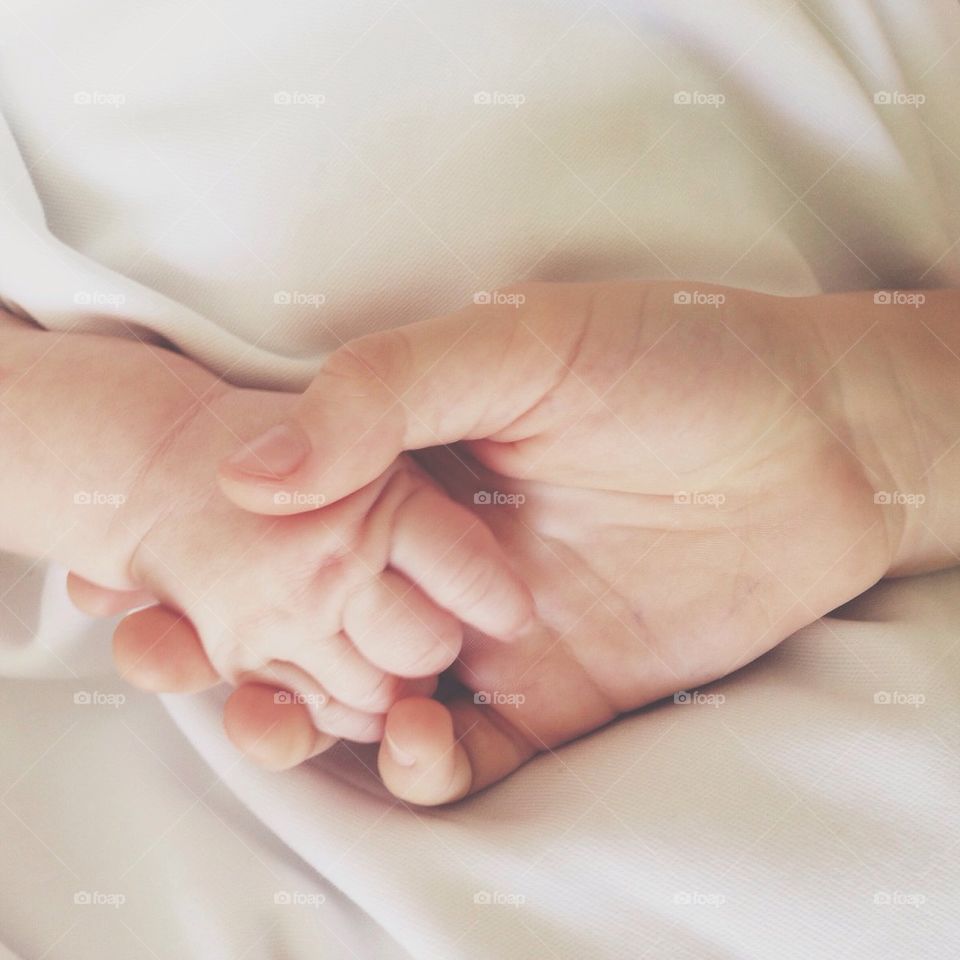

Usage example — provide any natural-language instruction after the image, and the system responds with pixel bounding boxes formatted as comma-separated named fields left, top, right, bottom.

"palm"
left=419, top=284, right=892, bottom=752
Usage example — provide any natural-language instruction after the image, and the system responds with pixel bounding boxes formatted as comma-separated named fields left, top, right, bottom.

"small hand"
left=74, top=385, right=531, bottom=749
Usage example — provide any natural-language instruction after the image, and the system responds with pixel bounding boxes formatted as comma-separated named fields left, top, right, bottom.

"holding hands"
left=90, top=281, right=960, bottom=804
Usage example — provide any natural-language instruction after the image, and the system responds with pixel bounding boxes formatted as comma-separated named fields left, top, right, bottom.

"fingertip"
left=379, top=698, right=473, bottom=806
left=224, top=683, right=335, bottom=771
left=67, top=572, right=154, bottom=618
left=390, top=486, right=535, bottom=644
left=112, top=606, right=220, bottom=693
left=343, top=572, right=463, bottom=679
left=222, top=420, right=311, bottom=481
left=215, top=465, right=311, bottom=516
left=383, top=730, right=417, bottom=766
left=214, top=419, right=320, bottom=515
left=498, top=583, right=537, bottom=643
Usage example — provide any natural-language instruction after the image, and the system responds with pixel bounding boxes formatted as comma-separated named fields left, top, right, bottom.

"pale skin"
left=0, top=309, right=533, bottom=748
left=4, top=281, right=958, bottom=804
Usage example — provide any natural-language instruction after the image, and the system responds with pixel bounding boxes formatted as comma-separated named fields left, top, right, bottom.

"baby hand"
left=116, top=385, right=532, bottom=744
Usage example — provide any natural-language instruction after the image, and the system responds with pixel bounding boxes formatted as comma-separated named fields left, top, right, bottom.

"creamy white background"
left=1, top=1, right=959, bottom=957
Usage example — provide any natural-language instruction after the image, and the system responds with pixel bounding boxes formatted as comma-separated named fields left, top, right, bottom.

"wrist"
left=0, top=317, right=233, bottom=587
left=80, top=368, right=238, bottom=589
left=126, top=385, right=300, bottom=591
left=116, top=384, right=234, bottom=587
left=805, top=289, right=960, bottom=577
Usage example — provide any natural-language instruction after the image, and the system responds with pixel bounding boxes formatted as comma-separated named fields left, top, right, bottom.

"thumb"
left=66, top=572, right=155, bottom=617
left=377, top=695, right=539, bottom=806
left=216, top=288, right=575, bottom=514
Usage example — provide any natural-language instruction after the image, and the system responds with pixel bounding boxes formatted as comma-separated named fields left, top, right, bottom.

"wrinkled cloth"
left=1, top=1, right=960, bottom=956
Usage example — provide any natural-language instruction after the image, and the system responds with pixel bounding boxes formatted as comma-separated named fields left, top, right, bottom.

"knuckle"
left=356, top=713, right=386, bottom=742
left=322, top=329, right=411, bottom=394
left=445, top=553, right=499, bottom=616
left=401, top=634, right=459, bottom=675
left=358, top=672, right=400, bottom=712
left=390, top=602, right=462, bottom=675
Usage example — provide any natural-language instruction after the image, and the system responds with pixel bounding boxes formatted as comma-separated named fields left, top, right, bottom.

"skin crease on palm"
left=103, top=280, right=928, bottom=805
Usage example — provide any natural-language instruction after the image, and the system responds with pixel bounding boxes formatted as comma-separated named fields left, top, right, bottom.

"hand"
left=122, top=281, right=960, bottom=801
left=81, top=385, right=531, bottom=748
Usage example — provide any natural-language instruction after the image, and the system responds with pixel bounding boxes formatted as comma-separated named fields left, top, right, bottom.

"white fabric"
left=1, top=1, right=960, bottom=956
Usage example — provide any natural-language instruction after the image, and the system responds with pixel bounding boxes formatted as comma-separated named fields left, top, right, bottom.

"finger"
left=67, top=572, right=155, bottom=617
left=378, top=696, right=538, bottom=807
left=244, top=661, right=386, bottom=744
left=273, top=688, right=385, bottom=744
left=390, top=484, right=533, bottom=641
left=223, top=683, right=338, bottom=771
left=113, top=605, right=220, bottom=693
left=343, top=571, right=462, bottom=678
left=216, top=288, right=579, bottom=514
left=278, top=628, right=427, bottom=714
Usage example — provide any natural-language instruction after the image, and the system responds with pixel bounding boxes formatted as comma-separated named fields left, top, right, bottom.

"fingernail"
left=385, top=732, right=417, bottom=767
left=226, top=423, right=309, bottom=479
